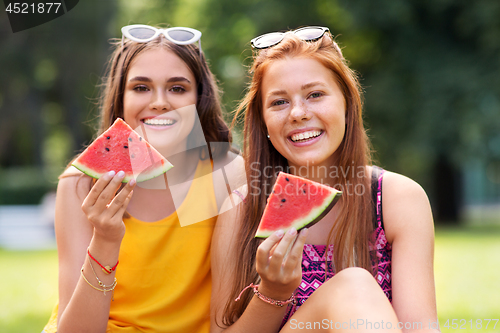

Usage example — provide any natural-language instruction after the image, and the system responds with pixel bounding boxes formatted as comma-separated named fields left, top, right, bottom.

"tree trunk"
left=433, top=154, right=461, bottom=224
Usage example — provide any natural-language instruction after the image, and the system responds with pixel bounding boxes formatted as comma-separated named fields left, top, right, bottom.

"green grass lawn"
left=0, top=225, right=499, bottom=333
left=435, top=225, right=500, bottom=332
left=0, top=249, right=58, bottom=333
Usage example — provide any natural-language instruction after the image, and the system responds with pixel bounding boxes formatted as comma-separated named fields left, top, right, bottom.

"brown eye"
left=170, top=86, right=186, bottom=93
left=133, top=85, right=149, bottom=92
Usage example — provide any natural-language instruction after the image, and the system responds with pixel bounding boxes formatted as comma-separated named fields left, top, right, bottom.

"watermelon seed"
left=303, top=189, right=306, bottom=194
left=106, top=136, right=110, bottom=139
left=124, top=145, right=128, bottom=149
left=128, top=137, right=132, bottom=142
left=281, top=198, right=286, bottom=202
left=105, top=147, right=110, bottom=152
left=139, top=137, right=142, bottom=141
left=131, top=154, right=135, bottom=158
left=285, top=177, right=289, bottom=181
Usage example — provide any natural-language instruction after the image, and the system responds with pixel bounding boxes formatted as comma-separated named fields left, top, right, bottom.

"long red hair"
left=222, top=32, right=374, bottom=325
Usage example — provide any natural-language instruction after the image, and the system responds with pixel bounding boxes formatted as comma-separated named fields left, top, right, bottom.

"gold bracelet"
left=81, top=266, right=117, bottom=300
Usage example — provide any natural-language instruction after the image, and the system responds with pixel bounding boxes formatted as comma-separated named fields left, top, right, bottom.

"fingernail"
left=117, top=171, right=125, bottom=179
left=300, top=228, right=309, bottom=236
left=287, top=228, right=297, bottom=236
left=104, top=171, right=115, bottom=180
left=275, top=230, right=284, bottom=238
left=129, top=178, right=136, bottom=186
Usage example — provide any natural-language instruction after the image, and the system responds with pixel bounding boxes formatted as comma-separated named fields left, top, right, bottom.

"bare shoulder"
left=60, top=165, right=85, bottom=177
left=213, top=151, right=245, bottom=178
left=57, top=167, right=93, bottom=202
left=55, top=168, right=94, bottom=241
left=382, top=171, right=430, bottom=211
left=382, top=171, right=428, bottom=200
left=381, top=171, right=434, bottom=243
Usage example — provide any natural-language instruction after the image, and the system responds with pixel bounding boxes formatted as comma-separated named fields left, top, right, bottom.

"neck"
left=287, top=154, right=341, bottom=186
left=288, top=164, right=338, bottom=186
left=164, top=149, right=201, bottom=185
left=136, top=148, right=201, bottom=190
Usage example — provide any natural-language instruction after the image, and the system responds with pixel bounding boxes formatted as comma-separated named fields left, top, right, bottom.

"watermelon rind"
left=255, top=173, right=342, bottom=238
left=72, top=159, right=172, bottom=184
left=72, top=118, right=173, bottom=183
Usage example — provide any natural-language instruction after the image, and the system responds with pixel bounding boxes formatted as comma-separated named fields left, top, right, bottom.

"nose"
left=149, top=90, right=172, bottom=112
left=289, top=100, right=311, bottom=122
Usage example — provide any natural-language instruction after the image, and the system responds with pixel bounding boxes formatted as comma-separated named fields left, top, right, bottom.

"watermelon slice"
left=72, top=118, right=172, bottom=183
left=255, top=172, right=342, bottom=238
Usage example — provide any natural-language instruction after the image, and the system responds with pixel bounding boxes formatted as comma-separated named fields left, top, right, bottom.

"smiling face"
left=123, top=47, right=197, bottom=154
left=261, top=56, right=346, bottom=169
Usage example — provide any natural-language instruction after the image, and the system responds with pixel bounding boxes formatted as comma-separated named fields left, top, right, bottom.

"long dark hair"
left=63, top=26, right=233, bottom=202
left=223, top=32, right=374, bottom=325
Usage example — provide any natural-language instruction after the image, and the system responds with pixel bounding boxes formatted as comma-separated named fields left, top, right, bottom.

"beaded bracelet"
left=87, top=248, right=119, bottom=274
left=235, top=283, right=296, bottom=307
left=232, top=189, right=247, bottom=203
left=88, top=255, right=115, bottom=289
left=81, top=267, right=117, bottom=300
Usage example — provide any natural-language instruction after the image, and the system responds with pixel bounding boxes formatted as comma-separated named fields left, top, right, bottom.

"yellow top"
left=44, top=159, right=217, bottom=333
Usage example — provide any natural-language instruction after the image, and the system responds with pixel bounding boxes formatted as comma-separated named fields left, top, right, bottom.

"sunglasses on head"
left=250, top=26, right=330, bottom=49
left=121, top=25, right=202, bottom=55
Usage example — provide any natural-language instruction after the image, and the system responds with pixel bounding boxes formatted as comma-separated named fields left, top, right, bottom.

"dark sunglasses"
left=250, top=26, right=330, bottom=49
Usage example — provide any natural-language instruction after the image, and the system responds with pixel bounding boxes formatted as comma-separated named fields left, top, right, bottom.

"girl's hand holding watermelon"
left=81, top=170, right=136, bottom=243
left=255, top=228, right=308, bottom=301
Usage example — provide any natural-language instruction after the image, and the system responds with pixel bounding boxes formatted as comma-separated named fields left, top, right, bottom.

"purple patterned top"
left=280, top=167, right=392, bottom=327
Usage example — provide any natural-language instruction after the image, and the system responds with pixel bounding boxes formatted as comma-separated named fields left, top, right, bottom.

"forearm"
left=57, top=237, right=121, bottom=333
left=218, top=295, right=289, bottom=333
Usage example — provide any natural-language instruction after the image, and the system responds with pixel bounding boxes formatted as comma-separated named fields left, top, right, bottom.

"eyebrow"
left=301, top=81, right=326, bottom=90
left=128, top=76, right=152, bottom=82
left=267, top=89, right=287, bottom=98
left=167, top=76, right=192, bottom=84
left=128, top=76, right=192, bottom=84
left=266, top=81, right=327, bottom=99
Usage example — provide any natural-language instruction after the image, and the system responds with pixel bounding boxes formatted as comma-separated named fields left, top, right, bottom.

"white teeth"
left=291, top=130, right=322, bottom=142
left=143, top=118, right=174, bottom=126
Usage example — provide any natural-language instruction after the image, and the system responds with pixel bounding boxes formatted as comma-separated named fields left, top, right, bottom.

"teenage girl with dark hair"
left=43, top=25, right=244, bottom=333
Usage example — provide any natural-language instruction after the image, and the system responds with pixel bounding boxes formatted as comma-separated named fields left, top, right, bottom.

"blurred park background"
left=0, top=0, right=499, bottom=332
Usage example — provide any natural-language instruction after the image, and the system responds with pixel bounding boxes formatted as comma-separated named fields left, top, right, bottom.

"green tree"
left=338, top=0, right=500, bottom=222
left=0, top=1, right=116, bottom=203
